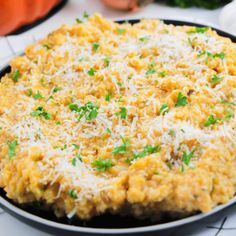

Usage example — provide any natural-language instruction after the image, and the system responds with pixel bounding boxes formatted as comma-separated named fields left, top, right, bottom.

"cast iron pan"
left=0, top=19, right=236, bottom=236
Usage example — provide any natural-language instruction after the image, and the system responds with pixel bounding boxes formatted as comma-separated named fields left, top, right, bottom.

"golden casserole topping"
left=0, top=14, right=236, bottom=220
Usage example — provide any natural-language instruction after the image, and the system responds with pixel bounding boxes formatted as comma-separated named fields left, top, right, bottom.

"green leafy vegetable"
left=92, top=158, right=113, bottom=171
left=204, top=114, right=218, bottom=127
left=105, top=92, right=112, bottom=102
left=103, top=57, right=110, bottom=67
left=175, top=92, right=188, bottom=107
left=187, top=27, right=209, bottom=34
left=68, top=189, right=77, bottom=199
left=12, top=69, right=20, bottom=82
left=182, top=149, right=195, bottom=166
left=69, top=102, right=99, bottom=121
left=116, top=28, right=126, bottom=34
left=221, top=100, right=236, bottom=106
left=7, top=140, right=18, bottom=160
left=211, top=74, right=222, bottom=84
left=75, top=18, right=82, bottom=23
left=72, top=144, right=80, bottom=149
left=42, top=44, right=51, bottom=50
left=160, top=104, right=169, bottom=115
left=72, top=155, right=83, bottom=166
left=115, top=107, right=127, bottom=119
left=31, top=106, right=52, bottom=120
left=126, top=145, right=161, bottom=163
left=139, top=36, right=149, bottom=42
left=26, top=88, right=33, bottom=96
left=87, top=67, right=96, bottom=76
left=53, top=87, right=61, bottom=93
left=92, top=42, right=100, bottom=52
left=146, top=68, right=156, bottom=76
left=112, top=137, right=130, bottom=155
left=33, top=91, right=44, bottom=100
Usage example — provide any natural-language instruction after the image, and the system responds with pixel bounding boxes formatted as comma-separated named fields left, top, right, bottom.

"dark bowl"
left=0, top=19, right=236, bottom=236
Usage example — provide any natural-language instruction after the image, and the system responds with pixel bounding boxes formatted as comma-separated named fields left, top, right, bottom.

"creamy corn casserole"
left=0, top=14, right=236, bottom=221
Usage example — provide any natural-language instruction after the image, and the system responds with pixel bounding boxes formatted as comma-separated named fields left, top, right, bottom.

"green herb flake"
left=75, top=18, right=82, bottom=23
left=53, top=87, right=61, bottom=93
left=221, top=100, right=236, bottom=106
left=116, top=28, right=126, bottom=34
left=112, top=137, right=130, bottom=155
left=115, top=107, right=127, bottom=119
left=175, top=92, right=188, bottom=107
left=83, top=11, right=89, bottom=18
left=31, top=106, right=52, bottom=120
left=87, top=67, right=96, bottom=76
left=103, top=57, right=110, bottom=67
left=182, top=149, right=195, bottom=166
left=160, top=104, right=169, bottom=115
left=204, top=114, right=218, bottom=127
left=187, top=27, right=209, bottom=34
left=72, top=144, right=80, bottom=149
left=105, top=92, right=112, bottom=102
left=146, top=68, right=156, bottom=76
left=72, top=155, right=83, bottom=166
left=55, top=121, right=61, bottom=125
left=92, top=158, right=113, bottom=172
left=126, top=145, right=161, bottom=164
left=159, top=71, right=166, bottom=78
left=92, top=42, right=100, bottom=52
left=42, top=44, right=51, bottom=50
left=26, top=88, right=33, bottom=96
left=106, top=128, right=111, bottom=133
left=12, top=69, right=20, bottom=82
left=68, top=189, right=77, bottom=199
left=139, top=36, right=149, bottom=42
left=33, top=91, right=44, bottom=100
left=7, top=140, right=18, bottom=160
left=69, top=102, right=99, bottom=121
left=211, top=74, right=222, bottom=84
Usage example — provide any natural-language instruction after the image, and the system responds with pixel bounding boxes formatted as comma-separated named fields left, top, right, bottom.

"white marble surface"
left=1, top=0, right=236, bottom=235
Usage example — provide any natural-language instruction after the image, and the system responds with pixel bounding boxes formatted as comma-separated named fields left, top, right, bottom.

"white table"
left=1, top=0, right=235, bottom=235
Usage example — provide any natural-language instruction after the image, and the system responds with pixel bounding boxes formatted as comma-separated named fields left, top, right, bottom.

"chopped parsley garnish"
left=92, top=42, right=100, bottom=52
left=7, top=140, right=18, bottom=160
left=61, top=144, right=67, bottom=150
left=198, top=50, right=225, bottom=62
left=12, top=69, right=20, bottom=82
left=182, top=149, right=195, bottom=166
left=224, top=108, right=234, bottom=121
left=103, top=57, right=110, bottom=67
left=92, top=158, right=113, bottom=172
left=159, top=71, right=166, bottom=78
left=126, top=145, right=161, bottom=163
left=105, top=92, right=112, bottom=102
left=72, top=154, right=83, bottom=166
left=112, top=137, right=130, bottom=155
left=106, top=128, right=111, bottom=133
left=42, top=44, right=51, bottom=50
left=31, top=106, right=52, bottom=120
left=175, top=92, right=188, bottom=107
left=139, top=36, right=149, bottom=42
left=87, top=67, right=96, bottom=76
left=26, top=88, right=33, bottom=96
left=116, top=28, right=126, bottom=34
left=211, top=74, right=222, bottom=84
left=187, top=27, right=209, bottom=34
left=72, top=144, right=80, bottom=149
left=146, top=68, right=156, bottom=76
left=221, top=100, right=236, bottom=106
left=53, top=87, right=61, bottom=93
left=204, top=114, right=218, bottom=127
left=76, top=18, right=82, bottom=23
left=115, top=107, right=127, bottom=119
left=83, top=11, right=89, bottom=18
left=55, top=121, right=61, bottom=125
left=160, top=104, right=169, bottom=115
left=68, top=189, right=77, bottom=199
left=69, top=102, right=99, bottom=121
left=33, top=91, right=44, bottom=100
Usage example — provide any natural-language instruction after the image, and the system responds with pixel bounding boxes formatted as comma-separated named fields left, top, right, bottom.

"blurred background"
left=0, top=0, right=235, bottom=36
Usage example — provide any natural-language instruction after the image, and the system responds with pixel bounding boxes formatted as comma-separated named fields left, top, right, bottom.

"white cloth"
left=0, top=0, right=236, bottom=235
